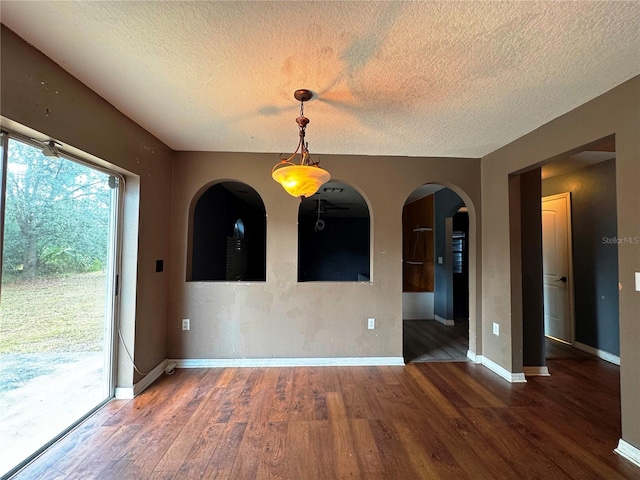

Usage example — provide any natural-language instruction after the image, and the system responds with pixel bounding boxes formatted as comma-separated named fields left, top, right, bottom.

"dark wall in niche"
left=542, top=159, right=619, bottom=355
left=243, top=207, right=267, bottom=280
left=298, top=217, right=370, bottom=282
left=433, top=188, right=464, bottom=320
left=452, top=211, right=469, bottom=319
left=191, top=184, right=266, bottom=281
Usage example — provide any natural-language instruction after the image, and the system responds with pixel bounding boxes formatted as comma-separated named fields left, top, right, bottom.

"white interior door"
left=542, top=193, right=573, bottom=343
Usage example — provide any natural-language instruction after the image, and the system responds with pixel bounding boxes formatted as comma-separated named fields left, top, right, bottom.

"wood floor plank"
left=211, top=368, right=251, bottom=423
left=228, top=368, right=266, bottom=423
left=7, top=400, right=128, bottom=479
left=11, top=358, right=640, bottom=480
left=105, top=369, right=211, bottom=427
left=255, top=421, right=287, bottom=480
left=59, top=423, right=145, bottom=479
left=405, top=364, right=462, bottom=418
left=414, top=363, right=471, bottom=408
left=289, top=367, right=315, bottom=421
left=378, top=365, right=402, bottom=385
left=226, top=422, right=266, bottom=479
left=510, top=408, right=629, bottom=480
left=247, top=368, right=280, bottom=425
left=201, top=422, right=247, bottom=479
left=113, top=371, right=220, bottom=476
left=394, top=392, right=498, bottom=480
left=368, top=418, right=424, bottom=479
left=146, top=470, right=176, bottom=480
left=268, top=368, right=294, bottom=422
left=309, top=365, right=341, bottom=393
left=460, top=407, right=571, bottom=479
left=326, top=392, right=360, bottom=479
left=152, top=375, right=229, bottom=474
left=337, top=369, right=372, bottom=420
left=447, top=416, right=520, bottom=480
left=393, top=417, right=465, bottom=479
left=350, top=418, right=386, bottom=479
left=435, top=362, right=506, bottom=408
left=283, top=420, right=310, bottom=480
left=366, top=367, right=435, bottom=425
left=307, top=420, right=338, bottom=480
left=172, top=422, right=227, bottom=480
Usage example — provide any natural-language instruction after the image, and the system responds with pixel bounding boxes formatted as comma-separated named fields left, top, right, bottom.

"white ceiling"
left=2, top=1, right=639, bottom=158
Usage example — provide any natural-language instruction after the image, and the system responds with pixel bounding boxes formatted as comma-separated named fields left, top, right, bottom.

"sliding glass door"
left=0, top=135, right=120, bottom=477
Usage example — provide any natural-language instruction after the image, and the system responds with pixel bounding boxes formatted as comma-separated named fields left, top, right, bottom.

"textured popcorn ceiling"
left=2, top=1, right=639, bottom=157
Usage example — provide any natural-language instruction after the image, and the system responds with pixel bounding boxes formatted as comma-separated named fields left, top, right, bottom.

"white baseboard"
left=114, top=387, right=134, bottom=399
left=434, top=315, right=455, bottom=326
left=615, top=439, right=640, bottom=468
left=475, top=355, right=527, bottom=383
left=523, top=366, right=551, bottom=377
left=574, top=342, right=620, bottom=365
left=467, top=350, right=481, bottom=364
left=170, top=357, right=406, bottom=368
left=115, top=359, right=169, bottom=399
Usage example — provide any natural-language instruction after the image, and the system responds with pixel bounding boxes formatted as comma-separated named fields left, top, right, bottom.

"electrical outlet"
left=635, top=272, right=640, bottom=292
left=182, top=319, right=190, bottom=331
left=368, top=318, right=375, bottom=330
left=492, top=322, right=499, bottom=336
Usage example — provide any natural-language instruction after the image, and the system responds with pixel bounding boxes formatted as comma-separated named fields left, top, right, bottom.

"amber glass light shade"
left=272, top=163, right=331, bottom=198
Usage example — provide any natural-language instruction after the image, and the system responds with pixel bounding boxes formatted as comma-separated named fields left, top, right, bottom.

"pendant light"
left=272, top=89, right=330, bottom=199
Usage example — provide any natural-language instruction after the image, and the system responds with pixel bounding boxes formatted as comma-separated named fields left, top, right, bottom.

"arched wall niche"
left=297, top=179, right=372, bottom=282
left=187, top=179, right=266, bottom=282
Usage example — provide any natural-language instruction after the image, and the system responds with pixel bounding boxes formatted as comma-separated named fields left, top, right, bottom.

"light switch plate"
left=635, top=272, right=640, bottom=292
left=492, top=322, right=499, bottom=336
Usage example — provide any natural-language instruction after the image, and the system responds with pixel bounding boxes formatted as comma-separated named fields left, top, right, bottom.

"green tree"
left=2, top=139, right=112, bottom=278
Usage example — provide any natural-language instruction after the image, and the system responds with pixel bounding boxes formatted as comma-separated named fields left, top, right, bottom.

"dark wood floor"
left=403, top=319, right=470, bottom=363
left=403, top=320, right=593, bottom=364
left=11, top=357, right=639, bottom=479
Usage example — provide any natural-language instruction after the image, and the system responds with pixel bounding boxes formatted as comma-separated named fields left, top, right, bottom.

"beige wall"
left=481, top=76, right=640, bottom=448
left=0, top=26, right=174, bottom=386
left=8, top=17, right=635, bottom=454
left=168, top=152, right=481, bottom=359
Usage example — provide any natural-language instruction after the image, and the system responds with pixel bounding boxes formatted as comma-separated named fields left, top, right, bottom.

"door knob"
left=555, top=276, right=567, bottom=283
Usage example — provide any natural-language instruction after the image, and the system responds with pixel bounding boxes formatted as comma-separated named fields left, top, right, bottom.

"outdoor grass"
left=0, top=272, right=106, bottom=354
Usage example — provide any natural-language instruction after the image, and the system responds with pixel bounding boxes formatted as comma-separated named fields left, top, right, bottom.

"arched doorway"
left=402, top=184, right=471, bottom=363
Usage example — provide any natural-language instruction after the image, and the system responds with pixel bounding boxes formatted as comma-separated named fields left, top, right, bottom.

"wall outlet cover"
left=368, top=318, right=375, bottom=330
left=492, top=322, right=499, bottom=336
left=182, top=319, right=190, bottom=331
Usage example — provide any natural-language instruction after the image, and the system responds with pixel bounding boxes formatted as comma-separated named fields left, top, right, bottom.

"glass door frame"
left=0, top=126, right=124, bottom=476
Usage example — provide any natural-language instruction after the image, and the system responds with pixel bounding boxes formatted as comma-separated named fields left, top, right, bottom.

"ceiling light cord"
left=315, top=199, right=325, bottom=231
